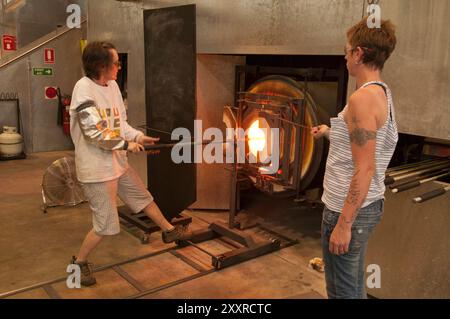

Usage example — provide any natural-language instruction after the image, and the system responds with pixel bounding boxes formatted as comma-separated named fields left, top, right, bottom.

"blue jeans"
left=321, top=199, right=384, bottom=299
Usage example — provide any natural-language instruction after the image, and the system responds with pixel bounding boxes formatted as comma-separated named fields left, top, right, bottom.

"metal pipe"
left=274, top=116, right=312, bottom=130
left=389, top=168, right=449, bottom=190
left=229, top=97, right=244, bottom=228
left=386, top=158, right=440, bottom=173
left=386, top=158, right=450, bottom=177
left=143, top=140, right=232, bottom=150
left=391, top=171, right=450, bottom=193
left=384, top=162, right=450, bottom=185
left=413, top=185, right=450, bottom=203
left=137, top=125, right=175, bottom=137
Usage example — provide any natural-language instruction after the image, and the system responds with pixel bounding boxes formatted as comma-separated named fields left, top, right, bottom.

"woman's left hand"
left=329, top=223, right=352, bottom=255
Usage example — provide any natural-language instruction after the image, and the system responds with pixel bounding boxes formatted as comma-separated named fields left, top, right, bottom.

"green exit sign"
left=33, top=68, right=53, bottom=76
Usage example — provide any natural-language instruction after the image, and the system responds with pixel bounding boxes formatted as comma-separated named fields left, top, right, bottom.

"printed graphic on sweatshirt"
left=99, top=107, right=121, bottom=138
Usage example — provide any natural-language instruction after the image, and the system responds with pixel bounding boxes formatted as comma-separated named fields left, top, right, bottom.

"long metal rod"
left=295, top=94, right=306, bottom=198
left=394, top=162, right=450, bottom=178
left=391, top=171, right=450, bottom=193
left=386, top=159, right=450, bottom=177
left=143, top=139, right=244, bottom=151
left=141, top=117, right=312, bottom=138
left=386, top=159, right=446, bottom=176
left=229, top=97, right=244, bottom=228
left=127, top=270, right=216, bottom=299
left=144, top=140, right=213, bottom=150
left=277, top=116, right=312, bottom=130
left=0, top=20, right=87, bottom=69
left=137, top=125, right=176, bottom=137
left=389, top=168, right=449, bottom=189
left=385, top=163, right=450, bottom=185
left=139, top=126, right=261, bottom=148
left=386, top=158, right=445, bottom=173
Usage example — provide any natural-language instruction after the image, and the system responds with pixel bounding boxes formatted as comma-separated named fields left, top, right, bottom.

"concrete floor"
left=0, top=151, right=326, bottom=299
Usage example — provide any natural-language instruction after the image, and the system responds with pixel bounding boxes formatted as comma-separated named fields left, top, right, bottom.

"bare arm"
left=329, top=90, right=378, bottom=255
left=339, top=91, right=377, bottom=227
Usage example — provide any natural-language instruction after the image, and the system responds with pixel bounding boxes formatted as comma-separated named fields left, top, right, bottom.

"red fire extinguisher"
left=57, top=88, right=72, bottom=136
left=62, top=98, right=71, bottom=136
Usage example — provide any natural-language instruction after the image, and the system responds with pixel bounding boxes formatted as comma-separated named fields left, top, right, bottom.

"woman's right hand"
left=127, top=141, right=145, bottom=153
left=311, top=125, right=330, bottom=139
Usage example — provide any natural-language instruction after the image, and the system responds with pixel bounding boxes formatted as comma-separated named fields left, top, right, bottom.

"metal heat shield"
left=144, top=5, right=197, bottom=220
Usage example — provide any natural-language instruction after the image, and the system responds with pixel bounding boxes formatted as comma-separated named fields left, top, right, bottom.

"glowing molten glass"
left=248, top=120, right=266, bottom=157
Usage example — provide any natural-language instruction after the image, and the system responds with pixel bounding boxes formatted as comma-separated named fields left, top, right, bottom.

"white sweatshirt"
left=69, top=76, right=144, bottom=183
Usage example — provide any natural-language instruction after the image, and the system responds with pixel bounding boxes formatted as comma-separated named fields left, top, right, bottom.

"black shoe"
left=71, top=256, right=97, bottom=287
left=162, top=225, right=192, bottom=243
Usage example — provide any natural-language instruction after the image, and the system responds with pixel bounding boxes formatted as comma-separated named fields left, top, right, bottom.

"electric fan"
left=41, top=157, right=85, bottom=213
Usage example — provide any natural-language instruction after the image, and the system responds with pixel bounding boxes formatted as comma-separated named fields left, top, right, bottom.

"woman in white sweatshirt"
left=69, top=41, right=191, bottom=286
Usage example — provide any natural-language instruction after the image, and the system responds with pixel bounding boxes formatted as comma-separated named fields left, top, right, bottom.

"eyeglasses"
left=344, top=46, right=356, bottom=55
left=344, top=46, right=374, bottom=55
left=112, top=60, right=122, bottom=68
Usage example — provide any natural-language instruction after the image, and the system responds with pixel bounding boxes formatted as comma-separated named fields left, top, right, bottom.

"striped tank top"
left=322, top=81, right=398, bottom=213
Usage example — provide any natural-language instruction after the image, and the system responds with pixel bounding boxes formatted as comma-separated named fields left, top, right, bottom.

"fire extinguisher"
left=57, top=88, right=72, bottom=136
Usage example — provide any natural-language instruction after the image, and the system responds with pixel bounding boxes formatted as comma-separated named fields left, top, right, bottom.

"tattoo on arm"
left=340, top=114, right=376, bottom=227
left=340, top=169, right=362, bottom=227
left=349, top=116, right=376, bottom=146
left=347, top=173, right=360, bottom=206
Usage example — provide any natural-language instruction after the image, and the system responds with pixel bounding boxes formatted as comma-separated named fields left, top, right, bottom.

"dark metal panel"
left=144, top=5, right=197, bottom=219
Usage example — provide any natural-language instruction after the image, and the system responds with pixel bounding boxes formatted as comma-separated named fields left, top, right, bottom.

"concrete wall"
left=0, top=0, right=86, bottom=57
left=346, top=1, right=450, bottom=140
left=0, top=1, right=17, bottom=58
left=0, top=24, right=85, bottom=152
left=372, top=0, right=450, bottom=140
left=169, top=0, right=363, bottom=55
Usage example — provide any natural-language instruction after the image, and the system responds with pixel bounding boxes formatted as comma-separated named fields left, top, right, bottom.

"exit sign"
left=33, top=68, right=53, bottom=76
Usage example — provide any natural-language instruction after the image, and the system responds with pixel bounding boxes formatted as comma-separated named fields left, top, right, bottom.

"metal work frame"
left=187, top=65, right=325, bottom=269
left=255, top=96, right=307, bottom=191
left=234, top=76, right=309, bottom=200
left=179, top=93, right=303, bottom=270
left=185, top=220, right=299, bottom=270
left=234, top=64, right=348, bottom=116
left=118, top=205, right=192, bottom=244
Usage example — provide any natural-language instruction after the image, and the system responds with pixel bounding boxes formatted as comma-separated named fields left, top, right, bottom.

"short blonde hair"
left=347, top=18, right=397, bottom=70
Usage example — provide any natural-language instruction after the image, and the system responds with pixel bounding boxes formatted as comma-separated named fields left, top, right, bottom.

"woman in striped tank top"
left=311, top=18, right=398, bottom=299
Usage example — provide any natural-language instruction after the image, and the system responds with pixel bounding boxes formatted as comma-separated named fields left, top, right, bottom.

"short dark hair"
left=82, top=41, right=116, bottom=79
left=347, top=18, right=397, bottom=70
